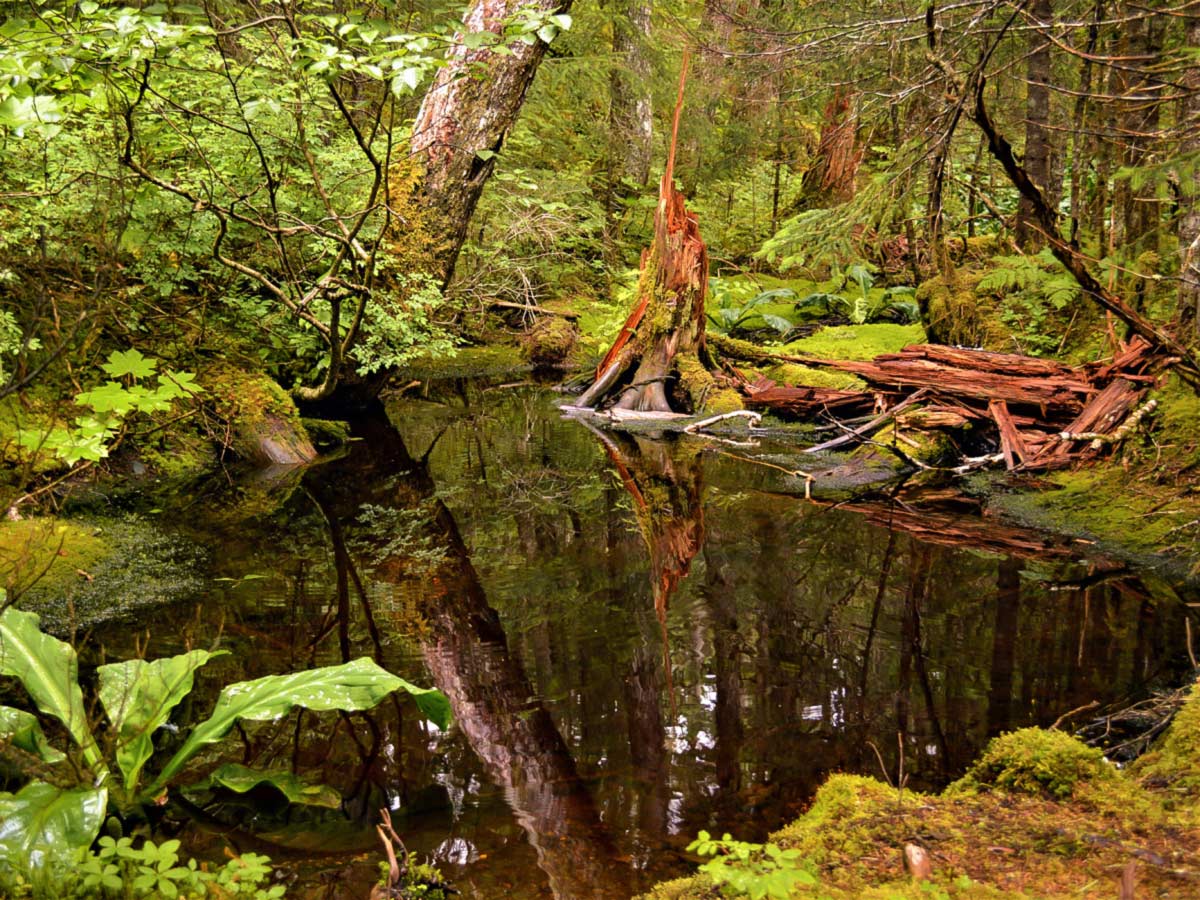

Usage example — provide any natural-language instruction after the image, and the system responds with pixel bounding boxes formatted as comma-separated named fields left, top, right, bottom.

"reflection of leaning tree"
left=310, top=416, right=633, bottom=900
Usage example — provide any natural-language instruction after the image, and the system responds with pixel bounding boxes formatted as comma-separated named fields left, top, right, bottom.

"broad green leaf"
left=97, top=649, right=226, bottom=792
left=0, top=608, right=104, bottom=773
left=193, top=763, right=341, bottom=808
left=75, top=381, right=135, bottom=414
left=146, top=658, right=450, bottom=797
left=0, top=705, right=66, bottom=763
left=100, top=348, right=157, bottom=380
left=0, top=781, right=107, bottom=870
left=761, top=314, right=795, bottom=335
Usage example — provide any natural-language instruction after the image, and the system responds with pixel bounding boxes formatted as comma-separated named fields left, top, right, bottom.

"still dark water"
left=69, top=377, right=1196, bottom=899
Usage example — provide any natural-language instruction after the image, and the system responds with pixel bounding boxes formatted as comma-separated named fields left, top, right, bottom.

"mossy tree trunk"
left=578, top=56, right=741, bottom=414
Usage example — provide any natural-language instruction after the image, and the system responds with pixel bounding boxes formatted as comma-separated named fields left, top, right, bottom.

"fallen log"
left=799, top=356, right=1092, bottom=409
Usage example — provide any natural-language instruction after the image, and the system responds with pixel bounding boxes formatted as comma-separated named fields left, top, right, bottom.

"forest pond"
left=42, top=374, right=1199, bottom=900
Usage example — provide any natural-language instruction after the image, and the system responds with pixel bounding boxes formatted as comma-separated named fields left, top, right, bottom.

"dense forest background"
left=0, top=0, right=1198, bottom=496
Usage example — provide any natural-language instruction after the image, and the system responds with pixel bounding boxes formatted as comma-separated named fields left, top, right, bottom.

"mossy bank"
left=639, top=686, right=1200, bottom=899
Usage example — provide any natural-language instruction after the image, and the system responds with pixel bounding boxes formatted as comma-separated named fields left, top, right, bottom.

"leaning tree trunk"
left=405, top=0, right=573, bottom=284
left=576, top=56, right=741, bottom=414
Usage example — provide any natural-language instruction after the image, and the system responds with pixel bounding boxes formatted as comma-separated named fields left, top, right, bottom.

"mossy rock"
left=949, top=728, right=1113, bottom=800
left=521, top=316, right=579, bottom=368
left=202, top=368, right=315, bottom=466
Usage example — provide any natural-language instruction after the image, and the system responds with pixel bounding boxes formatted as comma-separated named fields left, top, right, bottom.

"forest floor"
left=639, top=685, right=1200, bottom=900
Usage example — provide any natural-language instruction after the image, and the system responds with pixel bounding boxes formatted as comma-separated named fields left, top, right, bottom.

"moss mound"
left=521, top=316, right=579, bottom=368
left=639, top=708, right=1200, bottom=900
left=203, top=368, right=315, bottom=466
left=1132, top=681, right=1200, bottom=795
left=781, top=323, right=926, bottom=361
left=949, top=728, right=1113, bottom=800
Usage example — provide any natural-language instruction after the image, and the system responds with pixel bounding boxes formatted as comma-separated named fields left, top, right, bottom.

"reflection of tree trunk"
left=703, top=548, right=744, bottom=796
left=625, top=640, right=669, bottom=835
left=986, top=559, right=1022, bottom=736
left=315, top=415, right=632, bottom=900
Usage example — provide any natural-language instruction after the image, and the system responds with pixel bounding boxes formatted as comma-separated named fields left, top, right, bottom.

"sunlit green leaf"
left=97, top=649, right=226, bottom=792
left=0, top=782, right=107, bottom=870
left=0, top=705, right=66, bottom=763
left=0, top=608, right=104, bottom=773
left=145, top=658, right=450, bottom=798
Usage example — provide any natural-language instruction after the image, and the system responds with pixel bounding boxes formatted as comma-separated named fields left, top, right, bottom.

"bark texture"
left=1178, top=12, right=1200, bottom=330
left=1015, top=0, right=1054, bottom=249
left=409, top=0, right=572, bottom=283
left=608, top=0, right=653, bottom=187
left=802, top=89, right=863, bottom=206
left=604, top=0, right=653, bottom=262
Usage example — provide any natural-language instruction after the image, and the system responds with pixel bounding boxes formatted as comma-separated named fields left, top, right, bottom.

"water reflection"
left=75, top=381, right=1196, bottom=899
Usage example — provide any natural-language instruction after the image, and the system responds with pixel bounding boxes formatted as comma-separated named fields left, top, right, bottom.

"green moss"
left=674, top=353, right=743, bottom=414
left=781, top=323, right=926, bottom=361
left=7, top=515, right=204, bottom=631
left=764, top=363, right=866, bottom=391
left=863, top=420, right=957, bottom=467
left=949, top=729, right=1113, bottom=800
left=202, top=368, right=314, bottom=465
left=522, top=317, right=579, bottom=368
left=918, top=272, right=1012, bottom=351
left=398, top=344, right=530, bottom=380
left=0, top=518, right=110, bottom=599
left=1131, top=681, right=1200, bottom=796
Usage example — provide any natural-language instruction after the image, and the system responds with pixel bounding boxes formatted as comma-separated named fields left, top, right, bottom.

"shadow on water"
left=76, top=379, right=1197, bottom=899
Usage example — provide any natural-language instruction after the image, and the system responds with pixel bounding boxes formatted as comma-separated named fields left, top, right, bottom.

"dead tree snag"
left=576, top=55, right=741, bottom=415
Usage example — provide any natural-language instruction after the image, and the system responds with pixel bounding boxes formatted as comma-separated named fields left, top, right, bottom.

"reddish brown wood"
left=989, top=399, right=1028, bottom=470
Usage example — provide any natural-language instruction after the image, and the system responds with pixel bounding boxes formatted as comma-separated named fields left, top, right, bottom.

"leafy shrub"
left=0, top=601, right=451, bottom=881
left=0, top=836, right=285, bottom=899
left=687, top=831, right=821, bottom=899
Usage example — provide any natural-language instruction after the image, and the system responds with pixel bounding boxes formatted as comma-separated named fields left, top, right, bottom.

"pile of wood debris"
left=738, top=336, right=1166, bottom=470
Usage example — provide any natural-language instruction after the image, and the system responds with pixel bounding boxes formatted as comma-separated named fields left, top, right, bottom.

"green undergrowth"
left=395, top=343, right=530, bottom=381
left=638, top=696, right=1200, bottom=900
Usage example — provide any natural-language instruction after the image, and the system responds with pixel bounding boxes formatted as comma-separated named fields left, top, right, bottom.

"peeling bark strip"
left=411, top=0, right=572, bottom=282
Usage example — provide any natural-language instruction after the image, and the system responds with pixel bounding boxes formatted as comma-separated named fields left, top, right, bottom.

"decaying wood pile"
left=741, top=335, right=1166, bottom=471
